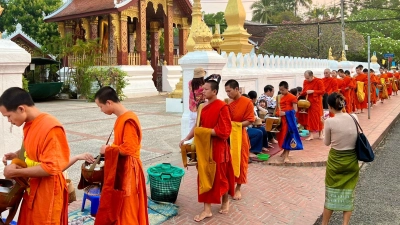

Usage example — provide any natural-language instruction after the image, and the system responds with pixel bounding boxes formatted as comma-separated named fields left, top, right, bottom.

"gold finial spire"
left=340, top=50, right=347, bottom=61
left=0, top=5, right=4, bottom=39
left=220, top=0, right=252, bottom=54
left=186, top=0, right=202, bottom=52
left=371, top=51, right=378, bottom=64
left=328, top=47, right=334, bottom=60
left=193, top=19, right=213, bottom=51
left=211, top=24, right=224, bottom=53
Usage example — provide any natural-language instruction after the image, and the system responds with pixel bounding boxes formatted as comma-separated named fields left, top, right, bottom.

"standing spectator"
left=189, top=68, right=206, bottom=129
left=321, top=93, right=360, bottom=225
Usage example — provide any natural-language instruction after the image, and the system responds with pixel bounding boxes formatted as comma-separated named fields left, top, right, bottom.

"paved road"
left=315, top=120, right=400, bottom=225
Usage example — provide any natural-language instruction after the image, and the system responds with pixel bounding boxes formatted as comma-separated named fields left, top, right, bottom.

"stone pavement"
left=32, top=94, right=400, bottom=224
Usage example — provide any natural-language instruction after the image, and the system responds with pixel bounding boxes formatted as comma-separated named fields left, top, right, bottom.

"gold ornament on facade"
left=123, top=6, right=139, bottom=19
left=111, top=13, right=121, bottom=51
left=186, top=0, right=202, bottom=52
left=211, top=24, right=224, bottom=53
left=146, top=0, right=167, bottom=15
left=57, top=22, right=65, bottom=38
left=81, top=18, right=90, bottom=40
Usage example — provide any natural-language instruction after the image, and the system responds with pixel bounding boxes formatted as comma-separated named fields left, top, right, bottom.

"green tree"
left=258, top=23, right=365, bottom=60
left=347, top=9, right=400, bottom=40
left=270, top=11, right=302, bottom=24
left=306, top=6, right=329, bottom=21
left=203, top=12, right=226, bottom=33
left=251, top=0, right=275, bottom=23
left=0, top=0, right=62, bottom=46
left=293, top=0, right=312, bottom=16
left=370, top=37, right=400, bottom=62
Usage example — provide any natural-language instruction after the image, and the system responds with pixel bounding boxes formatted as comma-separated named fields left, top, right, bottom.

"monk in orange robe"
left=301, top=70, right=325, bottom=140
left=322, top=69, right=338, bottom=117
left=370, top=69, right=379, bottom=105
left=0, top=87, right=69, bottom=225
left=180, top=79, right=235, bottom=222
left=386, top=69, right=393, bottom=97
left=392, top=68, right=399, bottom=95
left=333, top=70, right=343, bottom=93
left=379, top=68, right=389, bottom=103
left=225, top=79, right=255, bottom=200
left=338, top=70, right=352, bottom=113
left=276, top=81, right=298, bottom=163
left=94, top=86, right=149, bottom=225
left=354, top=66, right=368, bottom=113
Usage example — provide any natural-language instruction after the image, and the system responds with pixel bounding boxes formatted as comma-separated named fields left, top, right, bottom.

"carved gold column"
left=138, top=0, right=147, bottom=65
left=164, top=0, right=174, bottom=65
left=90, top=17, right=98, bottom=40
left=57, top=22, right=65, bottom=38
left=179, top=17, right=189, bottom=55
left=220, top=0, right=252, bottom=54
left=150, top=21, right=160, bottom=87
left=110, top=13, right=120, bottom=58
left=119, top=13, right=129, bottom=65
left=81, top=18, right=90, bottom=40
left=186, top=0, right=202, bottom=52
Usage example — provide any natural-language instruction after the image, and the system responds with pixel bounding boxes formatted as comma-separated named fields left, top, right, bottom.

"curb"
left=266, top=112, right=400, bottom=168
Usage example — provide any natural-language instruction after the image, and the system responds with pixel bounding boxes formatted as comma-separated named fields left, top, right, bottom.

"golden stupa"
left=185, top=0, right=202, bottom=52
left=219, top=0, right=252, bottom=54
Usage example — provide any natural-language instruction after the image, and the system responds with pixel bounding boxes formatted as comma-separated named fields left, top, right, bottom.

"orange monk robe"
left=275, top=93, right=297, bottom=149
left=18, top=114, right=69, bottom=225
left=387, top=72, right=393, bottom=96
left=354, top=73, right=368, bottom=110
left=322, top=77, right=338, bottom=95
left=322, top=77, right=338, bottom=117
left=95, top=111, right=149, bottom=225
left=370, top=73, right=378, bottom=104
left=301, top=78, right=325, bottom=132
left=341, top=76, right=354, bottom=113
left=198, top=100, right=235, bottom=203
left=335, top=78, right=344, bottom=93
left=379, top=73, right=389, bottom=100
left=228, top=96, right=255, bottom=184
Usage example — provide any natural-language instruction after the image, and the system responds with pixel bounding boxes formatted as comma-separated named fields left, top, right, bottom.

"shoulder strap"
left=196, top=103, right=204, bottom=127
left=349, top=114, right=362, bottom=134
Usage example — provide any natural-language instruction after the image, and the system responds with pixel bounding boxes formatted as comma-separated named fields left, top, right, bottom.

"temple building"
left=44, top=0, right=192, bottom=89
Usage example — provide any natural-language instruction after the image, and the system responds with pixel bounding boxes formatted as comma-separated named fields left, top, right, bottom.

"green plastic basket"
left=147, top=163, right=185, bottom=203
left=257, top=153, right=270, bottom=161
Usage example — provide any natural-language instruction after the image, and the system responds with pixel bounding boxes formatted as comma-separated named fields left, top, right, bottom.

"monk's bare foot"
left=283, top=157, right=290, bottom=163
left=305, top=137, right=313, bottom=141
left=219, top=201, right=230, bottom=214
left=272, top=138, right=278, bottom=144
left=233, top=189, right=242, bottom=200
left=194, top=211, right=212, bottom=222
left=318, top=136, right=324, bottom=140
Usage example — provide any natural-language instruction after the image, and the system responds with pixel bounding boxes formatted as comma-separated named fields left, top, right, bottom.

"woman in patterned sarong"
left=321, top=93, right=360, bottom=225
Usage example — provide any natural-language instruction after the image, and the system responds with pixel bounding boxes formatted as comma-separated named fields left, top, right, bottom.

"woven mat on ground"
left=68, top=198, right=179, bottom=225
